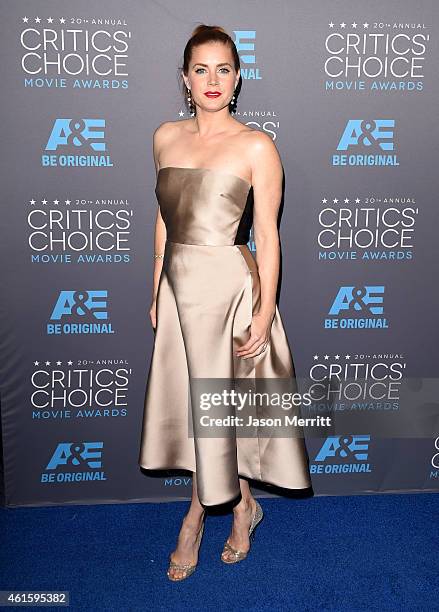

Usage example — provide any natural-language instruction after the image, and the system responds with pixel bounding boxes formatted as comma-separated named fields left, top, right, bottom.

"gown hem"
left=138, top=461, right=311, bottom=504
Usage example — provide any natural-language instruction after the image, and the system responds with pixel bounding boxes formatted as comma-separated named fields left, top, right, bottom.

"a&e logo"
left=332, top=119, right=399, bottom=167
left=233, top=31, right=262, bottom=80
left=325, top=285, right=388, bottom=329
left=41, top=441, right=107, bottom=484
left=47, top=290, right=115, bottom=335
left=311, top=434, right=372, bottom=474
left=42, top=118, right=113, bottom=167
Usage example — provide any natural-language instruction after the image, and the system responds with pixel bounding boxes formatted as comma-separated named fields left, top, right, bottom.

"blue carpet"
left=1, top=493, right=438, bottom=611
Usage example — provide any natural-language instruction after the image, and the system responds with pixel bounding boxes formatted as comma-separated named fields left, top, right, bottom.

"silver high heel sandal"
left=221, top=499, right=264, bottom=564
left=167, top=514, right=205, bottom=581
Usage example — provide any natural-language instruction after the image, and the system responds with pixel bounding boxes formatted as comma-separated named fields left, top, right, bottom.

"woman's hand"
left=149, top=298, right=157, bottom=331
left=235, top=310, right=275, bottom=359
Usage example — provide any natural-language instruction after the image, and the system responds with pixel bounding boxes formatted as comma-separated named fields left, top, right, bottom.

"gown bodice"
left=155, top=166, right=253, bottom=246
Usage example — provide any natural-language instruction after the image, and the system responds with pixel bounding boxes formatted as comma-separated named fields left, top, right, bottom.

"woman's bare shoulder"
left=154, top=118, right=193, bottom=137
left=153, top=120, right=192, bottom=165
left=234, top=124, right=278, bottom=168
left=153, top=119, right=186, bottom=142
left=233, top=120, right=271, bottom=145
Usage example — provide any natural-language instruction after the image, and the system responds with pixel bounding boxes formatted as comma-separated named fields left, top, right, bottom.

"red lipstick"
left=204, top=91, right=221, bottom=98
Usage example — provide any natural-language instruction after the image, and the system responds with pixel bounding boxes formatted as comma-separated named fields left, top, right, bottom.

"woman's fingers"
left=235, top=332, right=262, bottom=356
left=241, top=342, right=269, bottom=359
left=236, top=335, right=269, bottom=358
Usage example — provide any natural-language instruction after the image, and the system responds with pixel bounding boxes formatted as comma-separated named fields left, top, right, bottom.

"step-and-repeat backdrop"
left=1, top=0, right=439, bottom=507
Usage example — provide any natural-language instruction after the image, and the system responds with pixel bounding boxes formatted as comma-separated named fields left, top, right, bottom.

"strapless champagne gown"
left=138, top=166, right=311, bottom=505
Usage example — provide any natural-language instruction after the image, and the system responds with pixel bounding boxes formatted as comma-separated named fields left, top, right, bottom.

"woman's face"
left=183, top=41, right=239, bottom=114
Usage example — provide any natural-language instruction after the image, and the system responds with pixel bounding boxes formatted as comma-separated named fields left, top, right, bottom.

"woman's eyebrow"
left=193, top=62, right=233, bottom=67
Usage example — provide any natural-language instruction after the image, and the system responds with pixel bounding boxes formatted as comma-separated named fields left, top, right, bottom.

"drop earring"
left=230, top=89, right=237, bottom=114
left=186, top=86, right=195, bottom=116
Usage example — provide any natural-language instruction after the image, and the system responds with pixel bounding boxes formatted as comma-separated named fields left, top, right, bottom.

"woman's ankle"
left=233, top=496, right=255, bottom=514
left=183, top=507, right=205, bottom=527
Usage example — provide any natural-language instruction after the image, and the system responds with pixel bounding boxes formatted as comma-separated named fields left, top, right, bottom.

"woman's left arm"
left=235, top=131, right=283, bottom=359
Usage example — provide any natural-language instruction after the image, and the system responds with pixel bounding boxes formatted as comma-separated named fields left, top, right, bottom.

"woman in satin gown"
left=138, top=24, right=311, bottom=580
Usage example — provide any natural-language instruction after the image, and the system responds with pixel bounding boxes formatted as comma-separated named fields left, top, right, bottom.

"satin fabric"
left=138, top=166, right=311, bottom=506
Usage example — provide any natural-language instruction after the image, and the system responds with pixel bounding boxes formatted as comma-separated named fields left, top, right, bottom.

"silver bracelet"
left=154, top=253, right=164, bottom=259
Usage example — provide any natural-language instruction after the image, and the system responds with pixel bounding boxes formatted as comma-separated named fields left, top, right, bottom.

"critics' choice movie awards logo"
left=326, top=285, right=387, bottom=329
left=317, top=195, right=419, bottom=262
left=311, top=435, right=372, bottom=474
left=306, top=353, right=406, bottom=413
left=42, top=118, right=113, bottom=167
left=324, top=20, right=431, bottom=92
left=20, top=15, right=131, bottom=89
left=31, top=359, right=131, bottom=420
left=333, top=119, right=398, bottom=166
left=41, top=441, right=106, bottom=483
left=27, top=198, right=133, bottom=264
left=47, top=290, right=114, bottom=334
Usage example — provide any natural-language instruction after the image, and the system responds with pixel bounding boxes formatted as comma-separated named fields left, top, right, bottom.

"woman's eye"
left=194, top=67, right=230, bottom=74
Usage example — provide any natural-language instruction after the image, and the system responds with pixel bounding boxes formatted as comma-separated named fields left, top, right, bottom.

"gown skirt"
left=138, top=166, right=311, bottom=506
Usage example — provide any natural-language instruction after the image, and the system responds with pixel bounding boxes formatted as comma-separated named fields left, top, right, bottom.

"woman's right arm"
left=149, top=123, right=171, bottom=330
left=151, top=207, right=166, bottom=295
